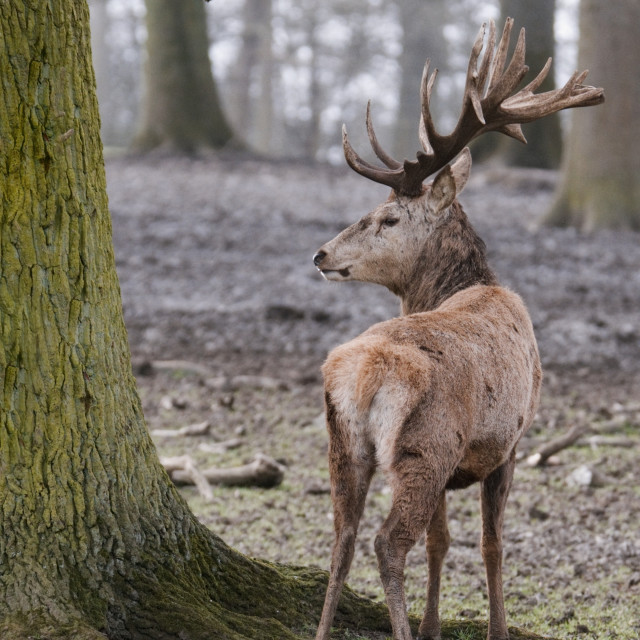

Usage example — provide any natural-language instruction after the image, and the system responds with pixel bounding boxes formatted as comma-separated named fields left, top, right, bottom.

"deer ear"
left=427, top=147, right=472, bottom=214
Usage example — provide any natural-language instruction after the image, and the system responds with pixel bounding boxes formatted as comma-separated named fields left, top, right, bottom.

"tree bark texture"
left=133, top=0, right=235, bottom=153
left=546, top=0, right=640, bottom=230
left=0, top=2, right=390, bottom=638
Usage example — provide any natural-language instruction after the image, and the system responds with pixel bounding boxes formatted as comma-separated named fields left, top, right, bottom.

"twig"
left=160, top=455, right=213, bottom=501
left=206, top=375, right=289, bottom=391
left=151, top=360, right=214, bottom=377
left=170, top=453, right=285, bottom=489
left=526, top=423, right=589, bottom=467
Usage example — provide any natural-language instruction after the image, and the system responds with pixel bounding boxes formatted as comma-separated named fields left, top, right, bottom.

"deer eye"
left=382, top=217, right=399, bottom=228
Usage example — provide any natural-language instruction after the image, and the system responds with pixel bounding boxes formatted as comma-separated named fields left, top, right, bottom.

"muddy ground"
left=106, top=154, right=640, bottom=639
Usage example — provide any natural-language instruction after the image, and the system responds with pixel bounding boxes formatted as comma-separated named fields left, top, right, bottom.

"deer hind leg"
left=315, top=460, right=373, bottom=640
left=417, top=491, right=450, bottom=640
left=481, top=450, right=516, bottom=640
left=375, top=478, right=449, bottom=640
left=315, top=400, right=375, bottom=640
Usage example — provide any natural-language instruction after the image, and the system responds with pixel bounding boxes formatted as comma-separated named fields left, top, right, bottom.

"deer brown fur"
left=312, top=19, right=603, bottom=640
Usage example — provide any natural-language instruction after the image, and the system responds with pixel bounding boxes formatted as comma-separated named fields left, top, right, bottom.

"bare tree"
left=134, top=0, right=235, bottom=153
left=546, top=0, right=640, bottom=230
left=500, top=0, right=561, bottom=167
left=228, top=0, right=274, bottom=154
left=394, top=0, right=448, bottom=160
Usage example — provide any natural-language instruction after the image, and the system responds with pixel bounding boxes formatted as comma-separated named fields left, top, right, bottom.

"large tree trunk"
left=0, top=2, right=389, bottom=638
left=545, top=0, right=640, bottom=230
left=133, top=0, right=235, bottom=153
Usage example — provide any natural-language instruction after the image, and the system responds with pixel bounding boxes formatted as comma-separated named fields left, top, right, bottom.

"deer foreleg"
left=418, top=491, right=450, bottom=640
left=481, top=450, right=516, bottom=640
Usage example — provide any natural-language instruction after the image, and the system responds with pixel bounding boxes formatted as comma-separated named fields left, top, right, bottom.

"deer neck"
left=400, top=202, right=498, bottom=315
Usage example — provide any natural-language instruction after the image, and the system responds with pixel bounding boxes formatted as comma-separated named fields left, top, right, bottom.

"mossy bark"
left=0, top=1, right=389, bottom=638
left=133, top=0, right=236, bottom=154
left=545, top=0, right=640, bottom=231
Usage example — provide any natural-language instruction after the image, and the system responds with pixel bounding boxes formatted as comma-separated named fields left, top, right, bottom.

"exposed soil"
left=107, top=154, right=640, bottom=639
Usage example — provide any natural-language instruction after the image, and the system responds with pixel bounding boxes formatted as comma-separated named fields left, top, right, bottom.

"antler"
left=343, top=18, right=605, bottom=196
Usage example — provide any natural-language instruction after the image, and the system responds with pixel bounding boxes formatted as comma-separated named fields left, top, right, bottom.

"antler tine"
left=419, top=59, right=438, bottom=155
left=521, top=56, right=552, bottom=95
left=499, top=69, right=604, bottom=123
left=476, top=20, right=497, bottom=95
left=342, top=124, right=404, bottom=192
left=486, top=27, right=529, bottom=108
left=486, top=17, right=514, bottom=94
left=465, top=23, right=488, bottom=124
left=366, top=101, right=403, bottom=170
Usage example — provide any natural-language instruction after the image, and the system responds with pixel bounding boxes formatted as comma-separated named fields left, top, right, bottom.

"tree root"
left=0, top=502, right=555, bottom=640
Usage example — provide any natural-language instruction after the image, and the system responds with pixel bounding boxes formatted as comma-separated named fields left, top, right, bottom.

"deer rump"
left=323, top=285, right=540, bottom=488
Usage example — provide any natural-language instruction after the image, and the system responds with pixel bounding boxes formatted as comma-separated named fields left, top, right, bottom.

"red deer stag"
left=312, top=19, right=604, bottom=640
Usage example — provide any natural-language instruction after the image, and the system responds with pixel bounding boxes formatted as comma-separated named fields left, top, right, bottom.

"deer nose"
left=313, top=251, right=327, bottom=267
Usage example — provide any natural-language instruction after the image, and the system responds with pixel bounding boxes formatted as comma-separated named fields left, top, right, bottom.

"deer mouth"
left=319, top=266, right=352, bottom=280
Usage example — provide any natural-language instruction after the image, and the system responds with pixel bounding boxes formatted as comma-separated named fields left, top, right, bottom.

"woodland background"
left=100, top=0, right=638, bottom=636
left=93, top=0, right=576, bottom=162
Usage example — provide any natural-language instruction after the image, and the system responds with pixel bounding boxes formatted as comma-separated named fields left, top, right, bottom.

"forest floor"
left=106, top=153, right=640, bottom=640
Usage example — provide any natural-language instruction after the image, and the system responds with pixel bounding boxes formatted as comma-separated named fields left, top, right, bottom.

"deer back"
left=322, top=284, right=541, bottom=477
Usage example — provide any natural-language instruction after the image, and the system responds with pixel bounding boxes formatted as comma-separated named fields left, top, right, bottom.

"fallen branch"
left=526, top=423, right=589, bottom=467
left=151, top=421, right=211, bottom=438
left=167, top=453, right=285, bottom=489
left=161, top=455, right=213, bottom=501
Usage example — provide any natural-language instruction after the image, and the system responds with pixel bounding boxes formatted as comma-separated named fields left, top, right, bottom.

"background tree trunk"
left=0, top=2, right=389, bottom=638
left=545, top=0, right=640, bottom=230
left=133, top=0, right=235, bottom=153
left=228, top=0, right=273, bottom=154
left=253, top=0, right=275, bottom=155
left=394, top=0, right=447, bottom=161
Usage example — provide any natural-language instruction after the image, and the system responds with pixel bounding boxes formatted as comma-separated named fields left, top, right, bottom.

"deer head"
left=313, top=148, right=472, bottom=296
left=313, top=18, right=604, bottom=303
